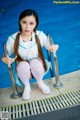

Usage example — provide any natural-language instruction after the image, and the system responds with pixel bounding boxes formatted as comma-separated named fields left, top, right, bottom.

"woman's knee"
left=30, top=59, right=44, bottom=72
left=17, top=61, right=30, bottom=73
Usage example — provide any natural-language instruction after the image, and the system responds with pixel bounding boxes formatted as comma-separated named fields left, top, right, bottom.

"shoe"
left=38, top=82, right=51, bottom=94
left=22, top=86, right=31, bottom=100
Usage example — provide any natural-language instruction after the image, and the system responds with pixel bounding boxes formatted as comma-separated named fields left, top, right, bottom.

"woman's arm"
left=2, top=33, right=17, bottom=65
left=2, top=55, right=17, bottom=65
left=39, top=31, right=59, bottom=52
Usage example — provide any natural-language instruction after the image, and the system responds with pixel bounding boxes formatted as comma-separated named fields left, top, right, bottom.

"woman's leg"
left=30, top=59, right=51, bottom=94
left=17, top=61, right=31, bottom=100
left=17, top=61, right=31, bottom=87
left=30, top=59, right=44, bottom=84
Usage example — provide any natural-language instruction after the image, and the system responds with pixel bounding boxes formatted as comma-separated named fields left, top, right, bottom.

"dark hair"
left=19, top=9, right=39, bottom=32
left=14, top=9, right=47, bottom=71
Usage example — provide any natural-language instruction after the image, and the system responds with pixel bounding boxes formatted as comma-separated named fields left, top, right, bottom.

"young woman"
left=2, top=9, right=59, bottom=100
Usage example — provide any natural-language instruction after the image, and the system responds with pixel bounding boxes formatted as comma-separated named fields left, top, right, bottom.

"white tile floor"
left=0, top=70, right=80, bottom=107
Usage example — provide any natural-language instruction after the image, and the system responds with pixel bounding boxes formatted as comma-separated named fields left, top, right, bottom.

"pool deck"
left=0, top=70, right=80, bottom=107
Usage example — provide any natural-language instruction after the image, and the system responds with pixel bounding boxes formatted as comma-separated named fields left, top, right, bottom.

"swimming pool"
left=0, top=0, right=80, bottom=88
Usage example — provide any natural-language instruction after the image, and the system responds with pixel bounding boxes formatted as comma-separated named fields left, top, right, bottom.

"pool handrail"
left=47, top=35, right=63, bottom=88
left=4, top=34, right=63, bottom=99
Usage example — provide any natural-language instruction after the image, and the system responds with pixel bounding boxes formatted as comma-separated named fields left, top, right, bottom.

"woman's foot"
left=38, top=82, right=51, bottom=94
left=22, top=86, right=31, bottom=100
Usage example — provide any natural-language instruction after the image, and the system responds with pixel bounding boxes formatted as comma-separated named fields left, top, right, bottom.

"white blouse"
left=6, top=30, right=50, bottom=60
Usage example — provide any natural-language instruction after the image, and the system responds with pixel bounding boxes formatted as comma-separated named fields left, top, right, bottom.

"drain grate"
left=0, top=89, right=80, bottom=120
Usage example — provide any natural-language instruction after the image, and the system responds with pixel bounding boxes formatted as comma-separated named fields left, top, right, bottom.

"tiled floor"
left=0, top=70, right=80, bottom=107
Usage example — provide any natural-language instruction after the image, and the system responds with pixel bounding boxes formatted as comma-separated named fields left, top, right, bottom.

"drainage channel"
left=0, top=89, right=80, bottom=120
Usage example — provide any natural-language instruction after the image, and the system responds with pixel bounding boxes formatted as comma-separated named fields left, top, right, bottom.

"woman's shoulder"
left=36, top=30, right=47, bottom=40
left=8, top=32, right=19, bottom=40
left=36, top=30, right=46, bottom=37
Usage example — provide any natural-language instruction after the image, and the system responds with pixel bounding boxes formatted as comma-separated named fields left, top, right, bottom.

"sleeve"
left=39, top=31, right=50, bottom=49
left=6, top=36, right=15, bottom=56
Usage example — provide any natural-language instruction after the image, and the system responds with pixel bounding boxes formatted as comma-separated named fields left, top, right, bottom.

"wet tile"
left=0, top=70, right=80, bottom=107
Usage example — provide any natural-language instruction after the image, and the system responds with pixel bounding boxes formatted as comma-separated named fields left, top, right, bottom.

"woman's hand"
left=2, top=56, right=17, bottom=65
left=47, top=44, right=59, bottom=52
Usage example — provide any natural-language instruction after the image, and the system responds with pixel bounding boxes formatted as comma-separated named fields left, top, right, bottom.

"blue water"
left=0, top=0, right=80, bottom=88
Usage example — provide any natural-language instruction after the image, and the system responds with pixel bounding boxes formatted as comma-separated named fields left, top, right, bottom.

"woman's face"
left=20, top=15, right=37, bottom=35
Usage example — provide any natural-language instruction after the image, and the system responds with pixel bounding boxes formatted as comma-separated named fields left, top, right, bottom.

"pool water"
left=0, top=0, right=80, bottom=88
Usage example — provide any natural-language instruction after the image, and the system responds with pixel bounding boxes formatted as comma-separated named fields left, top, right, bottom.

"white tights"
left=16, top=59, right=45, bottom=87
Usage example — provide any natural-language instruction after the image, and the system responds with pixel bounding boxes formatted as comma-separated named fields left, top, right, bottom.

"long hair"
left=14, top=9, right=47, bottom=71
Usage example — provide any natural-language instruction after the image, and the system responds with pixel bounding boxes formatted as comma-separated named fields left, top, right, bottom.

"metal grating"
left=0, top=89, right=80, bottom=120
